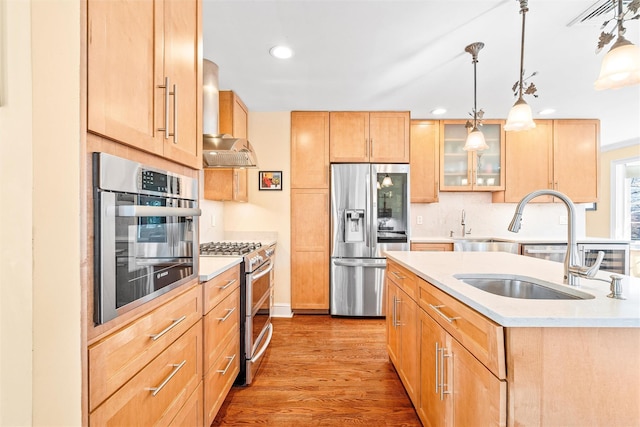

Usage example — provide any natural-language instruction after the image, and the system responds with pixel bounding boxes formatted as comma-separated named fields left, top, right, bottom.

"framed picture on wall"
left=259, top=171, right=283, bottom=191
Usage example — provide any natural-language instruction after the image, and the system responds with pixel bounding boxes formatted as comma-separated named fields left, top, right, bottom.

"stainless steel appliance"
left=200, top=240, right=276, bottom=385
left=330, top=163, right=410, bottom=316
left=93, top=153, right=201, bottom=325
left=521, top=243, right=630, bottom=275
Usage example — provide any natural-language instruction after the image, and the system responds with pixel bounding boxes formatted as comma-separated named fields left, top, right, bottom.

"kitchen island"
left=384, top=251, right=639, bottom=427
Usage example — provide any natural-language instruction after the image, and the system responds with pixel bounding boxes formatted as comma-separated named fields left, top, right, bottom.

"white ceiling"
left=202, top=0, right=640, bottom=147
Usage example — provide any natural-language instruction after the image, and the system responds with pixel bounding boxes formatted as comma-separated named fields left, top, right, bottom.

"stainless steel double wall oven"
left=93, top=153, right=201, bottom=325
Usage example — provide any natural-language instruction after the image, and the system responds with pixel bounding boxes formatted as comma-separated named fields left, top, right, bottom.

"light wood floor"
left=212, top=315, right=422, bottom=426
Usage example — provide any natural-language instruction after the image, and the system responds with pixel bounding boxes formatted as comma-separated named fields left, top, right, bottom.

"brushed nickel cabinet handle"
left=170, top=83, right=177, bottom=144
left=147, top=360, right=186, bottom=396
left=216, top=307, right=236, bottom=322
left=391, top=271, right=405, bottom=280
left=428, top=304, right=461, bottom=324
left=217, top=279, right=237, bottom=290
left=435, top=342, right=440, bottom=394
left=216, top=354, right=236, bottom=375
left=157, top=76, right=170, bottom=139
left=149, top=315, right=186, bottom=341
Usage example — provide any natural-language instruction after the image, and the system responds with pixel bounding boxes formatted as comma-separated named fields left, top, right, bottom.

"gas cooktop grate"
left=199, top=241, right=262, bottom=256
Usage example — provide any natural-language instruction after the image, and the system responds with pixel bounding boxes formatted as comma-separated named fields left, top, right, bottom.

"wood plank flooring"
left=212, top=315, right=421, bottom=426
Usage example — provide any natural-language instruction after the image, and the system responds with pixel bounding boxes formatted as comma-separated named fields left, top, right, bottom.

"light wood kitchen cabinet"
left=90, top=320, right=203, bottom=426
left=439, top=120, right=505, bottom=192
left=291, top=189, right=330, bottom=311
left=87, top=0, right=201, bottom=169
left=202, top=265, right=240, bottom=425
left=493, top=119, right=599, bottom=203
left=88, top=284, right=202, bottom=411
left=291, top=111, right=330, bottom=189
left=204, top=90, right=249, bottom=202
left=411, top=242, right=453, bottom=252
left=410, top=120, right=440, bottom=203
left=329, top=111, right=410, bottom=163
left=386, top=260, right=419, bottom=406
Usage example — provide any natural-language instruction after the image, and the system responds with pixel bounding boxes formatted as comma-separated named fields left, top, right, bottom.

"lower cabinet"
left=90, top=320, right=203, bottom=426
left=410, top=242, right=453, bottom=252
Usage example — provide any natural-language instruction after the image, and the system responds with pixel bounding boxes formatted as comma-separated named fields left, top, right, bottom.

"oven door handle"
left=250, top=259, right=274, bottom=281
left=116, top=205, right=201, bottom=217
left=250, top=323, right=273, bottom=363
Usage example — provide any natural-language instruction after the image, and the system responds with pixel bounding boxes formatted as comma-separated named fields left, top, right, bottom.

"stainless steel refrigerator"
left=330, top=163, right=410, bottom=316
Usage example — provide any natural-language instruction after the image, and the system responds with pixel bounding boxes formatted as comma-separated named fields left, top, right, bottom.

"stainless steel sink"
left=453, top=238, right=520, bottom=254
left=453, top=274, right=595, bottom=300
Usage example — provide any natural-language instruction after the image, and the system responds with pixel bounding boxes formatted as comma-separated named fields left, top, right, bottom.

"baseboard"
left=272, top=303, right=293, bottom=318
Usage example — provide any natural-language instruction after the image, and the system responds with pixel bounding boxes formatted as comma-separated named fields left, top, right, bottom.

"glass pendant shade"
left=594, top=36, right=640, bottom=90
left=382, top=174, right=393, bottom=187
left=504, top=97, right=536, bottom=131
left=463, top=127, right=489, bottom=151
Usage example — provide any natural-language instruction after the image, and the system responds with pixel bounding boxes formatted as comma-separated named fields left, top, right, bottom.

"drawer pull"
left=149, top=315, right=187, bottom=341
left=216, top=307, right=236, bottom=322
left=216, top=354, right=236, bottom=375
left=428, top=304, right=461, bottom=324
left=392, top=271, right=406, bottom=280
left=147, top=360, right=186, bottom=397
left=218, top=279, right=237, bottom=290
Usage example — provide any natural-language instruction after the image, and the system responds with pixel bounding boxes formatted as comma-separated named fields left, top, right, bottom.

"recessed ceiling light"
left=431, top=108, right=447, bottom=115
left=269, top=45, right=293, bottom=59
left=539, top=108, right=556, bottom=115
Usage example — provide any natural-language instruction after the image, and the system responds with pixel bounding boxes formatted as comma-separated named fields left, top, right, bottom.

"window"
left=612, top=158, right=640, bottom=241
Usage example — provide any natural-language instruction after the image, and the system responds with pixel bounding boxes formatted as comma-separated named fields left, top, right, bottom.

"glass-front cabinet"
left=439, top=120, right=505, bottom=191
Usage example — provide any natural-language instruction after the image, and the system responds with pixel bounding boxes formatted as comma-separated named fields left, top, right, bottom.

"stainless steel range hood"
left=203, top=134, right=258, bottom=168
left=202, top=59, right=258, bottom=168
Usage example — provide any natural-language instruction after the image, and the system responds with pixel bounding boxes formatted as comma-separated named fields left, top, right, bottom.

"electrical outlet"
left=559, top=215, right=568, bottom=225
left=211, top=214, right=216, bottom=227
left=417, top=215, right=423, bottom=225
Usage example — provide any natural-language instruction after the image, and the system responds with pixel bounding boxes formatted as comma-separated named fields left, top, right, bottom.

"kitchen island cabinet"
left=385, top=251, right=640, bottom=427
left=87, top=0, right=202, bottom=169
left=329, top=111, right=410, bottom=163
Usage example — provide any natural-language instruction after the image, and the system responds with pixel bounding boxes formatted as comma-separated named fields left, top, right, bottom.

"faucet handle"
left=569, top=250, right=605, bottom=279
left=607, top=274, right=626, bottom=300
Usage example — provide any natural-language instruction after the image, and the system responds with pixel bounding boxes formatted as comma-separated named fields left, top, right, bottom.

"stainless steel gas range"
left=200, top=240, right=276, bottom=385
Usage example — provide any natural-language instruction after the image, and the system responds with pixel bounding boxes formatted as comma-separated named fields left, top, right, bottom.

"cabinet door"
left=497, top=120, right=554, bottom=203
left=474, top=121, right=505, bottom=190
left=410, top=120, right=440, bottom=203
left=219, top=91, right=248, bottom=138
left=369, top=112, right=410, bottom=163
left=87, top=0, right=163, bottom=156
left=329, top=112, right=369, bottom=162
left=233, top=169, right=248, bottom=202
left=291, top=111, right=330, bottom=189
left=291, top=189, right=329, bottom=310
left=449, top=336, right=507, bottom=427
left=440, top=122, right=471, bottom=190
left=399, top=288, right=419, bottom=406
left=162, top=0, right=201, bottom=168
left=553, top=119, right=599, bottom=203
left=386, top=282, right=400, bottom=366
left=411, top=242, right=453, bottom=252
left=418, top=310, right=448, bottom=427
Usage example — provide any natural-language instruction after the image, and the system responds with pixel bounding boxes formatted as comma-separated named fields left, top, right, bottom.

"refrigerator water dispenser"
left=344, top=209, right=365, bottom=242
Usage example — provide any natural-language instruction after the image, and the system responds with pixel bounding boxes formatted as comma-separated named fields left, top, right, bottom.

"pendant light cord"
left=473, top=54, right=478, bottom=128
left=518, top=0, right=528, bottom=100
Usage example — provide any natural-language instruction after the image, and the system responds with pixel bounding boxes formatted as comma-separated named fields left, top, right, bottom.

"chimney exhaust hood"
left=202, top=59, right=258, bottom=168
left=203, top=134, right=258, bottom=168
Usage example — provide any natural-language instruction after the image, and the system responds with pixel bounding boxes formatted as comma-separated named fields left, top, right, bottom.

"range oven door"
left=95, top=190, right=199, bottom=325
left=245, top=259, right=274, bottom=384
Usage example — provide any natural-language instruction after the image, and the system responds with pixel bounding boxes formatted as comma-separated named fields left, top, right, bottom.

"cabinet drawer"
left=387, top=260, right=417, bottom=300
left=204, top=287, right=240, bottom=373
left=169, top=382, right=204, bottom=427
left=418, top=279, right=505, bottom=379
left=203, top=264, right=240, bottom=314
left=204, top=333, right=240, bottom=425
left=90, top=320, right=203, bottom=426
left=89, top=284, right=202, bottom=411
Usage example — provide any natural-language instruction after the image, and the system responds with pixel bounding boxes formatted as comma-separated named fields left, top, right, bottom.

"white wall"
left=0, top=1, right=82, bottom=425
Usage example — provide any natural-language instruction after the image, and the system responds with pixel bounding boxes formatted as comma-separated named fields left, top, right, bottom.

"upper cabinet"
left=291, top=111, right=330, bottom=189
left=410, top=120, right=440, bottom=203
left=329, top=112, right=410, bottom=163
left=493, top=119, right=599, bottom=203
left=439, top=120, right=505, bottom=192
left=203, top=90, right=249, bottom=202
left=87, top=0, right=201, bottom=169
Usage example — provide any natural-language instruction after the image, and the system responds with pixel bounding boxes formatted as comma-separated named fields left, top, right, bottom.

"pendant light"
left=505, top=0, right=537, bottom=132
left=381, top=174, right=393, bottom=187
left=463, top=42, right=489, bottom=152
left=594, top=0, right=640, bottom=90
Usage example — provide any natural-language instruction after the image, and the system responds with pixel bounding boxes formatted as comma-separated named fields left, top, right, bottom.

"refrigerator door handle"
left=365, top=172, right=371, bottom=248
left=333, top=259, right=386, bottom=268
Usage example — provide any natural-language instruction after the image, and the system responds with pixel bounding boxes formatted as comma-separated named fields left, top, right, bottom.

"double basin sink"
left=453, top=238, right=520, bottom=254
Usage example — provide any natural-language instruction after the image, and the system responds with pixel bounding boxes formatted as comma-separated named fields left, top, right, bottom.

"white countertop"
left=410, top=236, right=631, bottom=245
left=198, top=256, right=242, bottom=282
left=384, top=251, right=640, bottom=328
